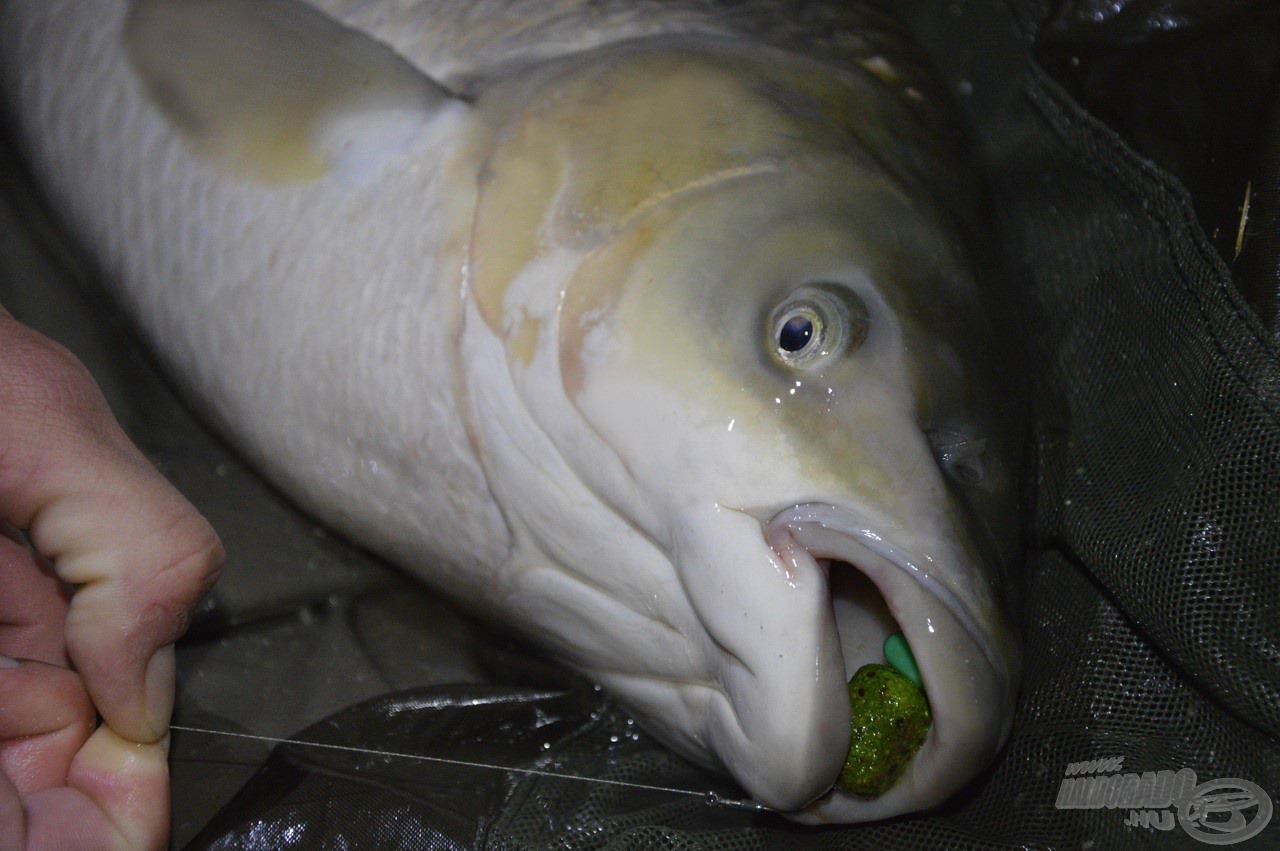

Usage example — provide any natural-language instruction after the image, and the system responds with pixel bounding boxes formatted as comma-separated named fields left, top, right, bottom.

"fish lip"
left=762, top=502, right=1018, bottom=822
left=767, top=502, right=1007, bottom=679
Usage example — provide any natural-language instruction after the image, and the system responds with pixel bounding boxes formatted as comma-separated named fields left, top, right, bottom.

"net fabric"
left=985, top=81, right=1280, bottom=738
left=1, top=0, right=1277, bottom=847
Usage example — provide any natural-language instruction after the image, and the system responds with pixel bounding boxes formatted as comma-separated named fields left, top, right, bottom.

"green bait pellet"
left=883, top=632, right=923, bottom=688
left=837, top=663, right=931, bottom=796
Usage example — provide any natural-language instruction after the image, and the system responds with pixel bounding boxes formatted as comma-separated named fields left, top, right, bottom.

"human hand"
left=0, top=307, right=223, bottom=850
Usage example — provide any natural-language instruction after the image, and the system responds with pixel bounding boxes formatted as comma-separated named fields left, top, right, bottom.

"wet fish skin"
left=0, top=0, right=1023, bottom=821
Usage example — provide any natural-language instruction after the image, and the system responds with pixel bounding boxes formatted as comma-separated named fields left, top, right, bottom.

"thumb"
left=0, top=309, right=223, bottom=743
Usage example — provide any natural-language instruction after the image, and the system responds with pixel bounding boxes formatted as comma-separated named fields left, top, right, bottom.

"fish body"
left=0, top=0, right=1024, bottom=821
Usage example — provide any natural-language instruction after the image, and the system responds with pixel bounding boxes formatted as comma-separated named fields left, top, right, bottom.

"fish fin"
left=124, top=0, right=462, bottom=184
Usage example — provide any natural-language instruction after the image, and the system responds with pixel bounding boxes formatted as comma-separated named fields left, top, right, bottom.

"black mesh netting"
left=2, top=0, right=1278, bottom=848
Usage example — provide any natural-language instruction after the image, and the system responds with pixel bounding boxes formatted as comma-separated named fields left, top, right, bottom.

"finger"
left=0, top=656, right=167, bottom=851
left=0, top=768, right=21, bottom=851
left=0, top=312, right=224, bottom=743
left=0, top=655, right=94, bottom=796
left=2, top=727, right=169, bottom=851
left=0, top=530, right=70, bottom=666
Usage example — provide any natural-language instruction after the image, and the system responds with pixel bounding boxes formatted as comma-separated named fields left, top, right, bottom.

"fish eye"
left=778, top=311, right=817, bottom=353
left=768, top=283, right=868, bottom=370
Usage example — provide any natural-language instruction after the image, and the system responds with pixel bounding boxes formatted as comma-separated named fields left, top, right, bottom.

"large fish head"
left=465, top=41, right=1023, bottom=821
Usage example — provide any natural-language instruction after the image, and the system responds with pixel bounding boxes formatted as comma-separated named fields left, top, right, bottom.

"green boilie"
left=837, top=660, right=931, bottom=796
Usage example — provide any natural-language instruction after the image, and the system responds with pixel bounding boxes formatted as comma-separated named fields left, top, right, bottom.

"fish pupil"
left=779, top=315, right=814, bottom=352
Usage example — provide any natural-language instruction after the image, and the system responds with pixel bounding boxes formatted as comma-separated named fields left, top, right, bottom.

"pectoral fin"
left=124, top=0, right=460, bottom=183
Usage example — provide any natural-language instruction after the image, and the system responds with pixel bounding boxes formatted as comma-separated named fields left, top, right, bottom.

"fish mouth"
left=764, top=503, right=1017, bottom=822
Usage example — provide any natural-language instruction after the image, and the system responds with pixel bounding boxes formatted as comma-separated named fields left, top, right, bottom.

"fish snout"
left=762, top=503, right=1018, bottom=822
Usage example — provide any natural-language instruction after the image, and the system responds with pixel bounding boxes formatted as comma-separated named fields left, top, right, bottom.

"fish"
left=0, top=0, right=1024, bottom=822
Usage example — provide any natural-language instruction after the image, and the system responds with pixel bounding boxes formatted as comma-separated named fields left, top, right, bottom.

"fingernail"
left=144, top=645, right=176, bottom=736
left=0, top=654, right=19, bottom=668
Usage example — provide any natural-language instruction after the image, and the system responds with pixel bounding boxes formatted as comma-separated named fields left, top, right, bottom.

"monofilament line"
left=169, top=723, right=773, bottom=811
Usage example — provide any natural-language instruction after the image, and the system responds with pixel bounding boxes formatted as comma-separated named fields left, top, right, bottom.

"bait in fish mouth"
left=0, top=0, right=1026, bottom=822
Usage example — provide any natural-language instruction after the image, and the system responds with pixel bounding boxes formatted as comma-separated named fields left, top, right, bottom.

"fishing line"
left=169, top=724, right=775, bottom=813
